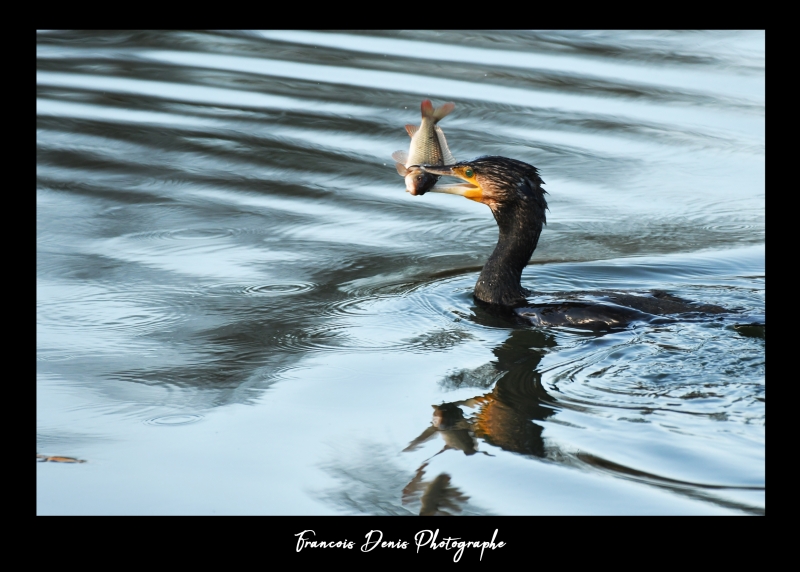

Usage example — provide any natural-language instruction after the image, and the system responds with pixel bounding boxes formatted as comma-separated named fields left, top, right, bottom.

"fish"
left=392, top=99, right=456, bottom=196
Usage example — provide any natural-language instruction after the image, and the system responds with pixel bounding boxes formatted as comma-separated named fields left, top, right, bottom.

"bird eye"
left=465, top=169, right=474, bottom=178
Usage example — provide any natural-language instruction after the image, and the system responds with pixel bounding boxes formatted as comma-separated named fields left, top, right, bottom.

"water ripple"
left=36, top=31, right=764, bottom=515
left=144, top=414, right=204, bottom=426
left=541, top=321, right=765, bottom=426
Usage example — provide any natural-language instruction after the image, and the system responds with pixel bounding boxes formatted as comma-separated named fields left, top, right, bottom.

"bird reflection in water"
left=403, top=402, right=493, bottom=458
left=401, top=402, right=488, bottom=515
left=401, top=328, right=556, bottom=515
left=402, top=462, right=470, bottom=516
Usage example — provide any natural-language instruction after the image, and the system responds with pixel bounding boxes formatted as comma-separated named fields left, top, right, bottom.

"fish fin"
left=432, top=101, right=455, bottom=123
left=434, top=126, right=457, bottom=164
left=395, top=162, right=409, bottom=176
left=402, top=463, right=429, bottom=503
left=405, top=124, right=418, bottom=137
left=420, top=99, right=434, bottom=119
left=392, top=150, right=408, bottom=164
left=402, top=426, right=438, bottom=452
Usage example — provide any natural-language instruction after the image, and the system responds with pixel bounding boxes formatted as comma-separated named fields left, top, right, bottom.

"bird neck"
left=475, top=202, right=543, bottom=307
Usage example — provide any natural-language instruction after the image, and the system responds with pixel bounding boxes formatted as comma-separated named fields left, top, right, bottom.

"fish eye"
left=465, top=169, right=474, bottom=178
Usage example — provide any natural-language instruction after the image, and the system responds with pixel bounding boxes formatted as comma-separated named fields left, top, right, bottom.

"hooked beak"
left=412, top=164, right=484, bottom=203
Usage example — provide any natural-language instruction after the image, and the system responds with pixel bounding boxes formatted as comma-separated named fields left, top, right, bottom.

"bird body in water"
left=415, top=156, right=727, bottom=330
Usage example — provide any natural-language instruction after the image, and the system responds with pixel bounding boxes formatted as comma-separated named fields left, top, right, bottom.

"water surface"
left=37, top=30, right=765, bottom=515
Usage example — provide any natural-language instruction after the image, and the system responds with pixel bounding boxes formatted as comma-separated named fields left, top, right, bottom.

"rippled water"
left=37, top=30, right=764, bottom=515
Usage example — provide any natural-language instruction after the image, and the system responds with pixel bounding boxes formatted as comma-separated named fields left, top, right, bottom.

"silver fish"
left=392, top=99, right=456, bottom=196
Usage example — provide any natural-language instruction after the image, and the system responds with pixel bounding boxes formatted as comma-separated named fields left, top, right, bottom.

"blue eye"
left=465, top=169, right=474, bottom=178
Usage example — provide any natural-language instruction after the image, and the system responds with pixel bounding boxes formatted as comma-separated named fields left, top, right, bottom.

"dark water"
left=37, top=30, right=764, bottom=515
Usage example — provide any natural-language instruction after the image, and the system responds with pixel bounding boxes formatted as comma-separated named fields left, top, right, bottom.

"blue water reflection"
left=37, top=30, right=764, bottom=515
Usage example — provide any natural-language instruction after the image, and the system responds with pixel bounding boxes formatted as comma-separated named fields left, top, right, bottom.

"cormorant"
left=416, top=156, right=727, bottom=330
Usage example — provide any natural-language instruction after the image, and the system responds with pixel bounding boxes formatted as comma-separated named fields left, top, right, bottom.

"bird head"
left=413, top=156, right=545, bottom=213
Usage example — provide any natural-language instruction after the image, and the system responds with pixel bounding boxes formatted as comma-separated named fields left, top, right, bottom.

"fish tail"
left=420, top=100, right=455, bottom=123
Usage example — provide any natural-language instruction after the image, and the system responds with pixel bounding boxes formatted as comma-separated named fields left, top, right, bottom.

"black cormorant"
left=417, top=156, right=727, bottom=330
